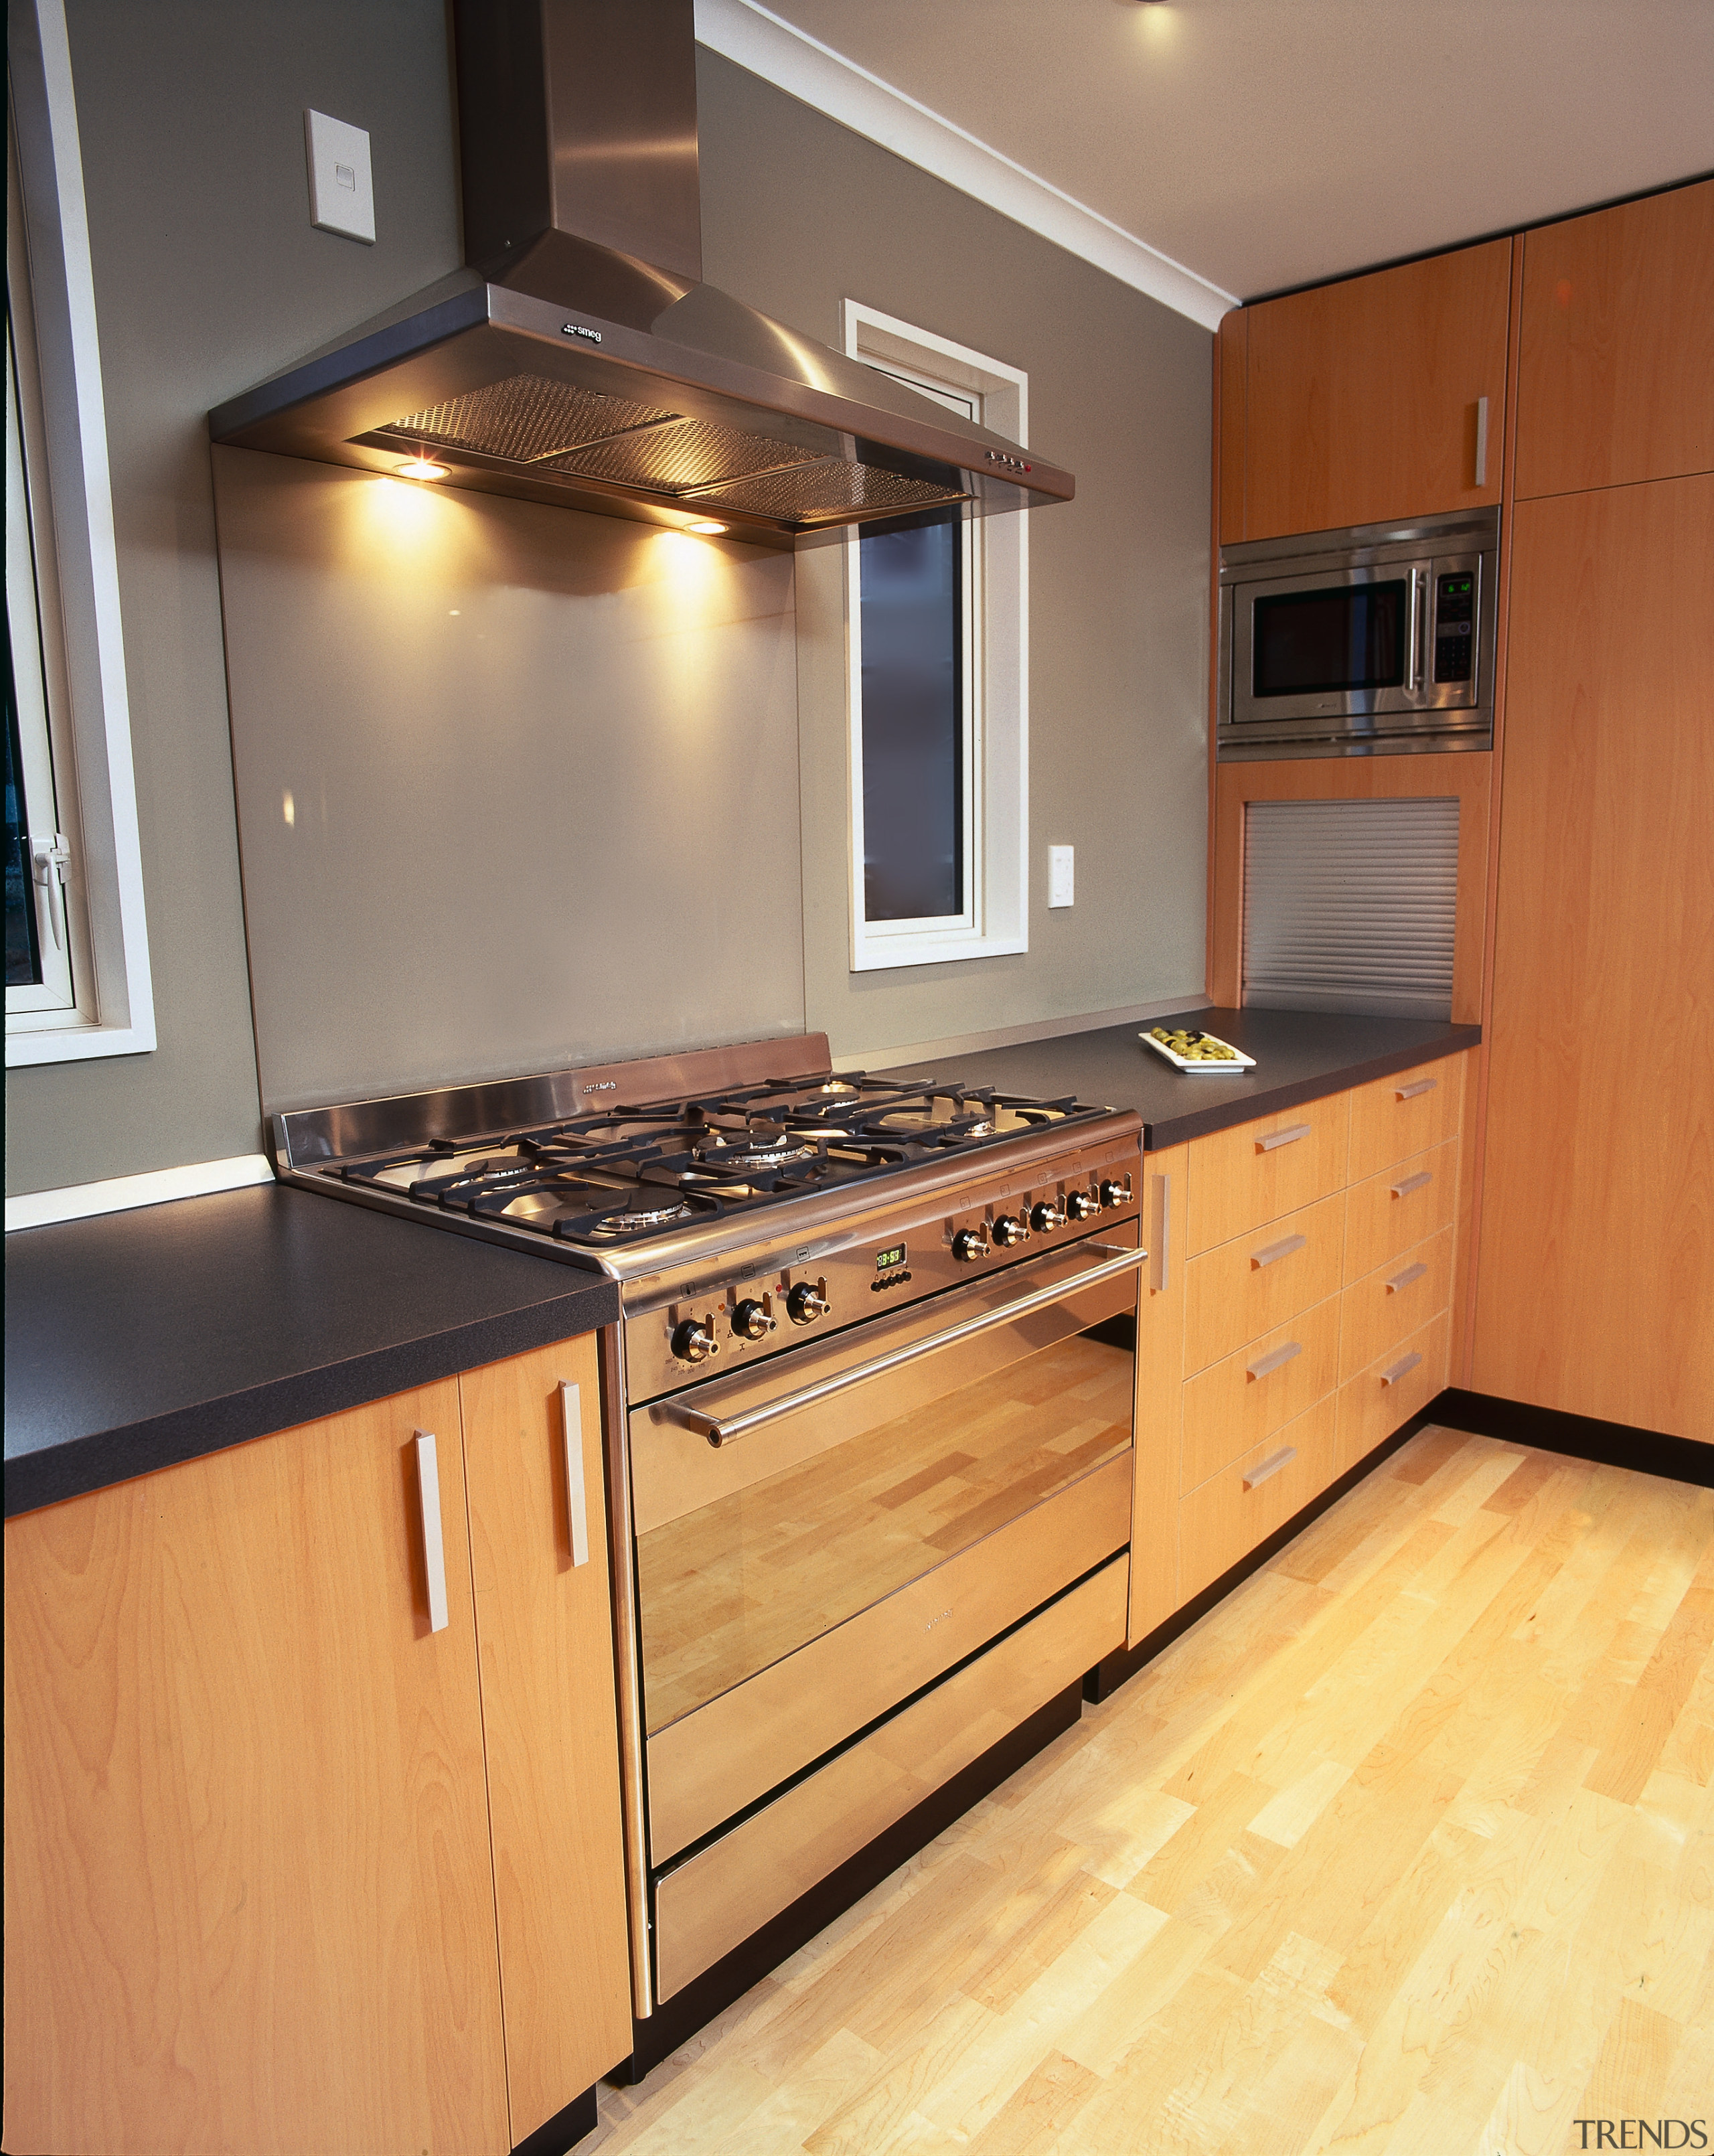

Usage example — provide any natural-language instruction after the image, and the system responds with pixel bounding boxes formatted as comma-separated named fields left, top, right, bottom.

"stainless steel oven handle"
left=670, top=1242, right=1148, bottom=1448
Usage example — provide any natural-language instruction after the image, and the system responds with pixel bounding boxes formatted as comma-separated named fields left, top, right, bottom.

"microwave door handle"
left=1407, top=566, right=1425, bottom=696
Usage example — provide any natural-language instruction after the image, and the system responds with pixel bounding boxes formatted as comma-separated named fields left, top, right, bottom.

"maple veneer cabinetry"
left=1515, top=177, right=1714, bottom=500
left=1130, top=1055, right=1466, bottom=1644
left=1473, top=475, right=1713, bottom=1440
left=1219, top=239, right=1510, bottom=544
left=3, top=1332, right=630, bottom=2156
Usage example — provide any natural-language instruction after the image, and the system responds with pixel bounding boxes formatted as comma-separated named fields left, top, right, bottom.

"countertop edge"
left=3, top=1280, right=620, bottom=1520
left=1142, top=1028, right=1480, bottom=1150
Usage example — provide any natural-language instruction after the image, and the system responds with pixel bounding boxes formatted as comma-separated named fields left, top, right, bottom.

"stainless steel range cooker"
left=272, top=1033, right=1146, bottom=2067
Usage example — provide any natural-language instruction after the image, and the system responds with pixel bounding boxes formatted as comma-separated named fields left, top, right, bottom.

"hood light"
left=684, top=520, right=728, bottom=536
left=396, top=457, right=450, bottom=481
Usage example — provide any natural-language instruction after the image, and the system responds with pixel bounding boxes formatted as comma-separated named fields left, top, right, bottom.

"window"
left=844, top=303, right=1027, bottom=971
left=7, top=0, right=154, bottom=1063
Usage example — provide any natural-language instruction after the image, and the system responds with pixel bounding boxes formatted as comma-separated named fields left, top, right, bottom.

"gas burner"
left=695, top=1126, right=816, bottom=1170
left=592, top=1196, right=698, bottom=1236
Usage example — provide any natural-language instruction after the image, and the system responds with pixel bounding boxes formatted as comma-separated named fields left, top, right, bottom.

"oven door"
left=627, top=1228, right=1140, bottom=1869
left=1226, top=548, right=1487, bottom=749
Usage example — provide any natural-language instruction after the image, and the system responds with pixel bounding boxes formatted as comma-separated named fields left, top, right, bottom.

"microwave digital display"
left=1251, top=580, right=1407, bottom=698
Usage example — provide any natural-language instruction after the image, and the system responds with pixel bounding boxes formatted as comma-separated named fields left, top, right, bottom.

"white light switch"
left=304, top=109, right=375, bottom=244
left=1048, top=844, right=1075, bottom=909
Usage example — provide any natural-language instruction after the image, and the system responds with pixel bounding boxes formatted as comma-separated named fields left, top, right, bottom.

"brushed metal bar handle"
left=1386, top=1261, right=1429, bottom=1295
left=1381, top=1351, right=1423, bottom=1387
left=413, top=1430, right=449, bottom=1633
left=1407, top=566, right=1423, bottom=694
left=1243, top=1445, right=1298, bottom=1492
left=1391, top=1170, right=1433, bottom=1199
left=1246, top=1339, right=1302, bottom=1382
left=672, top=1243, right=1149, bottom=1447
left=559, top=1381, right=590, bottom=1569
left=1396, top=1077, right=1437, bottom=1101
left=1152, top=1171, right=1172, bottom=1295
left=1251, top=1231, right=1307, bottom=1270
left=1474, top=395, right=1490, bottom=487
left=1257, top=1123, right=1312, bottom=1154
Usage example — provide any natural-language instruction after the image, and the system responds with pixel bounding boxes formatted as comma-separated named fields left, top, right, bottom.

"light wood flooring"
left=590, top=1428, right=1714, bottom=2156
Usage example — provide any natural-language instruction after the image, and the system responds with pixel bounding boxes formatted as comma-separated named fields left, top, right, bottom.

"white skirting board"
left=5, top=1154, right=275, bottom=1232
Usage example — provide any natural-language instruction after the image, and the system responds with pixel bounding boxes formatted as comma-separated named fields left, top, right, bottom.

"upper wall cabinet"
left=1515, top=179, right=1714, bottom=501
left=1220, top=239, right=1512, bottom=544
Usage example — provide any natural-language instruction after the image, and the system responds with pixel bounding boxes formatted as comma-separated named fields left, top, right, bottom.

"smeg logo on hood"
left=562, top=322, right=603, bottom=345
left=581, top=1079, right=618, bottom=1093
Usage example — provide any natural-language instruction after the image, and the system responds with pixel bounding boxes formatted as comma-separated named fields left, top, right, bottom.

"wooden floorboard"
left=589, top=1430, right=1714, bottom=2155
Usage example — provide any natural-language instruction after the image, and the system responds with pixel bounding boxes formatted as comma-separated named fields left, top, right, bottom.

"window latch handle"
left=30, top=833, right=71, bottom=949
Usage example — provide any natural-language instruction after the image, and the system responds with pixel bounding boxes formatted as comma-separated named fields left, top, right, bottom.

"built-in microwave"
left=1218, top=508, right=1498, bottom=760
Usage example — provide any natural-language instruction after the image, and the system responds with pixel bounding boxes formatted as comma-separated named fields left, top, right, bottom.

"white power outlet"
left=1048, top=844, right=1075, bottom=909
left=304, top=109, right=376, bottom=244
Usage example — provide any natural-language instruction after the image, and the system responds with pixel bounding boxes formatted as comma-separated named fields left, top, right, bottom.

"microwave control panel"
left=1433, top=570, right=1476, bottom=684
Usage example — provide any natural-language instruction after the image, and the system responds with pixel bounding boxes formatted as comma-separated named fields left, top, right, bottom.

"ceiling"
left=741, top=0, right=1714, bottom=306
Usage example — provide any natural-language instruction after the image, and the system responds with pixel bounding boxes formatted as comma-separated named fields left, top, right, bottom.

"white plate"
left=1138, top=1027, right=1257, bottom=1074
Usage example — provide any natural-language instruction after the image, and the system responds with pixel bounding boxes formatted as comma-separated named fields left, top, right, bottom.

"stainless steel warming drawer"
left=651, top=1555, right=1128, bottom=2003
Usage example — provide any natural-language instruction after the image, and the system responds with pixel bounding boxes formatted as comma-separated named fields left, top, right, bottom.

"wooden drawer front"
left=1338, top=1226, right=1455, bottom=1383
left=1348, top=1057, right=1463, bottom=1183
left=1337, top=1310, right=1451, bottom=1471
left=1182, top=1293, right=1341, bottom=1494
left=1180, top=1395, right=1338, bottom=1602
left=1344, top=1138, right=1458, bottom=1284
left=1184, top=1191, right=1346, bottom=1377
left=1186, top=1095, right=1351, bottom=1257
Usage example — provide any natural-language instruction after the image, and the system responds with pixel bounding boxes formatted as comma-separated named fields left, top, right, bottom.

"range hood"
left=208, top=0, right=1074, bottom=550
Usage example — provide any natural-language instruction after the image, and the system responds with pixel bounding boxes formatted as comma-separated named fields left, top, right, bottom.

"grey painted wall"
left=5, top=5, right=1211, bottom=1195
left=697, top=52, right=1212, bottom=1063
left=5, top=0, right=463, bottom=1194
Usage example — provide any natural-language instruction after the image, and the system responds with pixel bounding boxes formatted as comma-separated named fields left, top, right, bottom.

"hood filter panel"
left=547, top=418, right=821, bottom=493
left=380, top=373, right=679, bottom=465
left=701, top=459, right=963, bottom=522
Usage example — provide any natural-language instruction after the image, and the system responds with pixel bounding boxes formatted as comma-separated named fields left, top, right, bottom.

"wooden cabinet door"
left=1516, top=179, right=1714, bottom=501
left=1242, top=238, right=1511, bottom=540
left=3, top=1383, right=510, bottom=2156
left=460, top=1336, right=633, bottom=2140
left=1474, top=475, right=1714, bottom=1438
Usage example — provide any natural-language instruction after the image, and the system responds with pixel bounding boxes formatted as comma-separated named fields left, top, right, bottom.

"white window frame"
left=843, top=301, right=1028, bottom=972
left=6, top=0, right=154, bottom=1063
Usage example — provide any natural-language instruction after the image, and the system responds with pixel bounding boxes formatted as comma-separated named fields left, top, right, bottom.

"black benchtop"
left=884, top=1006, right=1480, bottom=1150
left=4, top=1183, right=618, bottom=1519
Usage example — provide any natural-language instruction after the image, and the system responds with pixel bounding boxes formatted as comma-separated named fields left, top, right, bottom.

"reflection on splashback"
left=212, top=447, right=803, bottom=1114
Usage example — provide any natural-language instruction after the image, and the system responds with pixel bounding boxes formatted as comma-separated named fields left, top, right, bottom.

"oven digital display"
left=874, top=1243, right=907, bottom=1272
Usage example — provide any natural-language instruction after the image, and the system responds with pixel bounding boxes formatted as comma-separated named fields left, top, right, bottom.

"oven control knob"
left=1099, top=1177, right=1133, bottom=1210
left=732, top=1297, right=775, bottom=1341
left=786, top=1280, right=830, bottom=1325
left=671, top=1315, right=719, bottom=1365
left=1066, top=1188, right=1099, bottom=1221
left=1030, top=1200, right=1067, bottom=1233
left=951, top=1227, right=991, bottom=1262
left=991, top=1213, right=1029, bottom=1247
